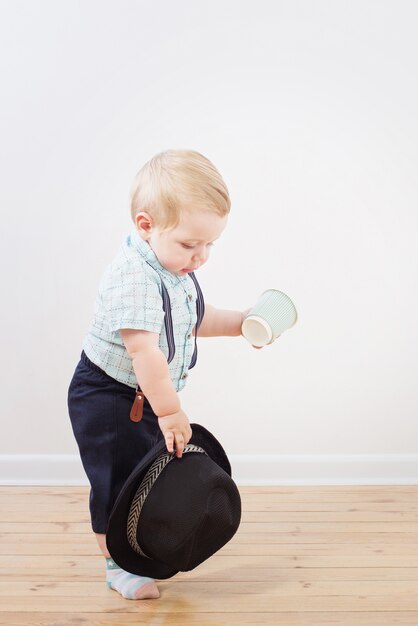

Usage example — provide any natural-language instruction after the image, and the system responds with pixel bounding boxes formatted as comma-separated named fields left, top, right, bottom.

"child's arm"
left=120, top=328, right=191, bottom=458
left=195, top=304, right=245, bottom=337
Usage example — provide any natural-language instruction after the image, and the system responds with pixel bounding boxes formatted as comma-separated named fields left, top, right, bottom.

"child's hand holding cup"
left=241, top=289, right=297, bottom=348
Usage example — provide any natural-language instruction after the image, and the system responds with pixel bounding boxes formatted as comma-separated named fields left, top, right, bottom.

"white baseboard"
left=0, top=454, right=417, bottom=485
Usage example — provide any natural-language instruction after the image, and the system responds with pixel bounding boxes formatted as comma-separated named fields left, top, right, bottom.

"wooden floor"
left=0, top=486, right=418, bottom=625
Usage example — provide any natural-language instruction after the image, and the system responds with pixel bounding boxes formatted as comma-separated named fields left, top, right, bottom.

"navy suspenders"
left=160, top=271, right=205, bottom=368
left=187, top=272, right=205, bottom=369
left=159, top=281, right=176, bottom=364
left=143, top=262, right=205, bottom=368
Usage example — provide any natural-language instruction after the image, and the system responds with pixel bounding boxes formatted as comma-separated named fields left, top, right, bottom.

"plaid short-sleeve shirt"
left=83, top=229, right=202, bottom=391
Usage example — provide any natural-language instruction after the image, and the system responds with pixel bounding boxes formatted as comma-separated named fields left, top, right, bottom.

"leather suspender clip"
left=130, top=387, right=145, bottom=422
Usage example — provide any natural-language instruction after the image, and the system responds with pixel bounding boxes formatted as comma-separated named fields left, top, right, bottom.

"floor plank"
left=1, top=613, right=418, bottom=626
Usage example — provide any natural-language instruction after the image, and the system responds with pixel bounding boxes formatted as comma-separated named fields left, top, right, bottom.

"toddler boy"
left=68, top=149, right=251, bottom=600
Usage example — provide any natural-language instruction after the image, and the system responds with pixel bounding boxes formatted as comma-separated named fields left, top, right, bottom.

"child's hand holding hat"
left=157, top=410, right=192, bottom=458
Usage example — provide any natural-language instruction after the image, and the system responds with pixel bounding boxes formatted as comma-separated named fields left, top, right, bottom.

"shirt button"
left=188, top=294, right=193, bottom=301
left=187, top=333, right=192, bottom=339
left=182, top=373, right=188, bottom=380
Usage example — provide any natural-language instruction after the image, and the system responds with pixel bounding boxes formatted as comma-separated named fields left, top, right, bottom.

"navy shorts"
left=67, top=351, right=161, bottom=533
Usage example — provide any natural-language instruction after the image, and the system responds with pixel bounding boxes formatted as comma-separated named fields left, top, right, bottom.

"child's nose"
left=192, top=248, right=208, bottom=264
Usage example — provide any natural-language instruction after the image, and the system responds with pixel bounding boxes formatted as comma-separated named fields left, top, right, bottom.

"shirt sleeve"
left=101, top=260, right=165, bottom=334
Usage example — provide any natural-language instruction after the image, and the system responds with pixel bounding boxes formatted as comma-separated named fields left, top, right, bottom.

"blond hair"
left=130, top=150, right=231, bottom=230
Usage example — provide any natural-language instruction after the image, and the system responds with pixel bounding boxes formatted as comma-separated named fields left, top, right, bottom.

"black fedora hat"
left=106, top=424, right=241, bottom=579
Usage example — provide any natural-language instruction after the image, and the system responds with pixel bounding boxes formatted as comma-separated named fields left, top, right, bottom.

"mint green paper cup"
left=241, top=289, right=297, bottom=347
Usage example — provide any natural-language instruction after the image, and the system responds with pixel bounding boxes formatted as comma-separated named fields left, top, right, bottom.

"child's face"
left=136, top=210, right=228, bottom=276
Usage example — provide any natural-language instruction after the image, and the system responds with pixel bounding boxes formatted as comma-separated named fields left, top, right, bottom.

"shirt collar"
left=128, top=229, right=188, bottom=286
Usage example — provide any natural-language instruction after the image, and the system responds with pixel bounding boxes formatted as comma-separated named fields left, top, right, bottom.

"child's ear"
left=135, top=212, right=154, bottom=239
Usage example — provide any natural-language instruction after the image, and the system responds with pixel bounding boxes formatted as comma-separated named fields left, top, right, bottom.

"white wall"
left=1, top=1, right=417, bottom=479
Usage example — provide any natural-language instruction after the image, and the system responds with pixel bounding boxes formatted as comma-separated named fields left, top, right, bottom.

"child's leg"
left=96, top=532, right=111, bottom=557
left=68, top=355, right=160, bottom=600
left=95, top=533, right=160, bottom=600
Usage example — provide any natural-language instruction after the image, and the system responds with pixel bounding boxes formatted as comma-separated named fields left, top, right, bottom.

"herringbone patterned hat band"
left=127, top=445, right=207, bottom=557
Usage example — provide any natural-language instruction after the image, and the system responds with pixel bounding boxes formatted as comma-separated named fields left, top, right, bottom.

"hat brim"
left=106, top=423, right=232, bottom=578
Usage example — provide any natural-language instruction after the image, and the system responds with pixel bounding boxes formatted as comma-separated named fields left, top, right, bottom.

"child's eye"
left=180, top=242, right=215, bottom=249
